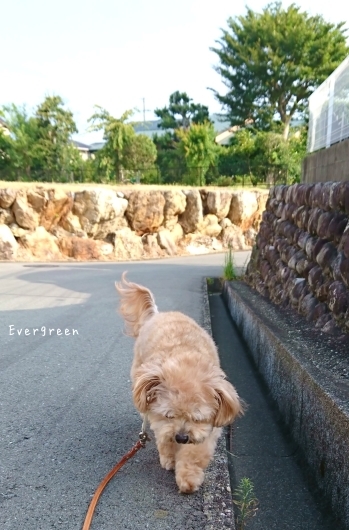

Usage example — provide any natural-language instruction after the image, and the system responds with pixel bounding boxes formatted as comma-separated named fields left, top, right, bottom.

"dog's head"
left=132, top=360, right=243, bottom=445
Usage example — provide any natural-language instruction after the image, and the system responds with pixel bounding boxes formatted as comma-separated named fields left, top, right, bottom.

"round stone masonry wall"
left=246, top=182, right=349, bottom=335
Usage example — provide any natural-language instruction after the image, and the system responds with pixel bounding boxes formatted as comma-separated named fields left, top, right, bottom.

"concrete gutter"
left=222, top=280, right=349, bottom=529
left=202, top=277, right=236, bottom=530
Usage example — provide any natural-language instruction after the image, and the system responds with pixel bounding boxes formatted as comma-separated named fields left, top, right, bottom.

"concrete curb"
left=202, top=278, right=236, bottom=530
left=222, top=280, right=349, bottom=529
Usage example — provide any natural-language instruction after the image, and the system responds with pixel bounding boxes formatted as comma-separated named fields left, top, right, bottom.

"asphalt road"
left=0, top=252, right=249, bottom=530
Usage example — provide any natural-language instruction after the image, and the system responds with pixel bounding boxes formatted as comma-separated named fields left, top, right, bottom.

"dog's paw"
left=159, top=455, right=175, bottom=470
left=176, top=468, right=204, bottom=494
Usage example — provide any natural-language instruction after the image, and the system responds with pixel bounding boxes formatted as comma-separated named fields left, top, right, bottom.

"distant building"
left=72, top=140, right=92, bottom=160
left=133, top=113, right=233, bottom=145
left=88, top=141, right=106, bottom=154
left=215, top=125, right=241, bottom=145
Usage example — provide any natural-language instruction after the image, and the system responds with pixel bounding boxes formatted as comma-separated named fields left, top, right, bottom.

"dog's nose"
left=175, top=433, right=189, bottom=444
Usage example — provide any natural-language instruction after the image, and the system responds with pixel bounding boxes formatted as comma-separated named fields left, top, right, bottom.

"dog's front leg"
left=151, top=428, right=176, bottom=470
left=156, top=438, right=176, bottom=470
left=175, top=430, right=220, bottom=493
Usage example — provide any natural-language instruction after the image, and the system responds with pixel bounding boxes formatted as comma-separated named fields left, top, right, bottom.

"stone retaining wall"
left=0, top=186, right=268, bottom=262
left=246, top=182, right=349, bottom=336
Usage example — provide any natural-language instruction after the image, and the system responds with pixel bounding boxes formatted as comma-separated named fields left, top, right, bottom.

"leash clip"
left=139, top=431, right=150, bottom=447
left=139, top=413, right=150, bottom=447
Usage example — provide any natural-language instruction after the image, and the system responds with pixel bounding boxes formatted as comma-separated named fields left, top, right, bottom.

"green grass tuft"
left=222, top=246, right=238, bottom=281
left=233, top=477, right=259, bottom=530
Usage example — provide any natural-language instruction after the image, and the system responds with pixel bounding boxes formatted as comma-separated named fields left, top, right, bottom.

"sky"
left=2, top=0, right=349, bottom=144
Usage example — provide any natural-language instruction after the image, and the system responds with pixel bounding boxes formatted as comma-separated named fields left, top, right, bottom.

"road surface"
left=0, top=252, right=249, bottom=530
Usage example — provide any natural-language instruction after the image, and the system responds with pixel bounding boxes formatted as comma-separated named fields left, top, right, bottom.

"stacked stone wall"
left=246, top=182, right=349, bottom=335
left=0, top=186, right=268, bottom=262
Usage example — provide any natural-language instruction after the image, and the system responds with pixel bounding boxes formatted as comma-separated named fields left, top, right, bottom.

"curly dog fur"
left=115, top=273, right=243, bottom=493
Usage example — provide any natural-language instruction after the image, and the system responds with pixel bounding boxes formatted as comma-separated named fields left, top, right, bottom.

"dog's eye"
left=192, top=416, right=206, bottom=423
left=165, top=412, right=174, bottom=419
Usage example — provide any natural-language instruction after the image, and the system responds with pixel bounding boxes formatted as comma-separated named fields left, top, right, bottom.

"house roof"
left=72, top=140, right=91, bottom=151
left=133, top=119, right=162, bottom=133
left=89, top=142, right=106, bottom=151
left=132, top=114, right=231, bottom=135
left=132, top=120, right=169, bottom=138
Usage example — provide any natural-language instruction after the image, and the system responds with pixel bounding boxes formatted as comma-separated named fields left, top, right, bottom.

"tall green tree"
left=89, top=107, right=157, bottom=181
left=155, top=91, right=210, bottom=130
left=211, top=2, right=349, bottom=139
left=153, top=132, right=188, bottom=184
left=0, top=130, right=12, bottom=172
left=221, top=129, right=257, bottom=179
left=0, top=104, right=41, bottom=178
left=177, top=122, right=218, bottom=185
left=35, top=95, right=78, bottom=175
left=88, top=107, right=135, bottom=181
left=153, top=91, right=212, bottom=182
left=218, top=128, right=306, bottom=184
left=122, top=134, right=157, bottom=172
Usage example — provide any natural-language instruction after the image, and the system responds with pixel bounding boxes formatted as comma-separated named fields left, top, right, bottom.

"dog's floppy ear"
left=213, top=378, right=244, bottom=427
left=132, top=368, right=162, bottom=413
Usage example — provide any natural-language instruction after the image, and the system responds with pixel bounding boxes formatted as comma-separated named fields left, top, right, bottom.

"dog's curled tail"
left=115, top=272, right=158, bottom=337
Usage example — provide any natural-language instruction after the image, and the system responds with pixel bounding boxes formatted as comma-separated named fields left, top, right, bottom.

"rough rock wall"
left=0, top=186, right=268, bottom=262
left=246, top=182, right=349, bottom=335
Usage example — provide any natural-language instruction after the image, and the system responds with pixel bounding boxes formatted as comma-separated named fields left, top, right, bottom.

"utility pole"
left=142, top=98, right=151, bottom=123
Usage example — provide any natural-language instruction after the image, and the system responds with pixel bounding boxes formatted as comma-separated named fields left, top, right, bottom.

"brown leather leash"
left=82, top=430, right=149, bottom=530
